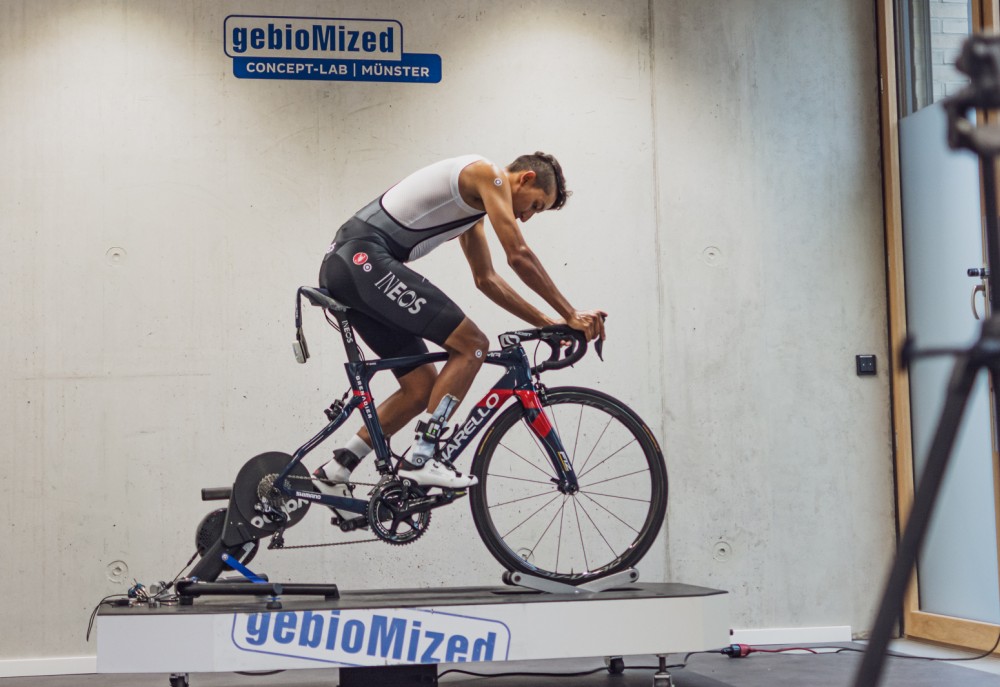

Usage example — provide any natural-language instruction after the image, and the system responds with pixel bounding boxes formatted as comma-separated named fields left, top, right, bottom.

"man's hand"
left=566, top=310, right=607, bottom=341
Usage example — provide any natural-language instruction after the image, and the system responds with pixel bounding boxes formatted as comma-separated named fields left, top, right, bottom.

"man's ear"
left=517, top=170, right=537, bottom=188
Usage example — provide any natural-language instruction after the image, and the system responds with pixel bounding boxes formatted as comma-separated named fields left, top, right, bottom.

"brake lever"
left=594, top=313, right=607, bottom=361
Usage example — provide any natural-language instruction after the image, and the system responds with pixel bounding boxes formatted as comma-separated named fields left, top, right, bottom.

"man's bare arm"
left=466, top=162, right=605, bottom=339
left=459, top=222, right=556, bottom=328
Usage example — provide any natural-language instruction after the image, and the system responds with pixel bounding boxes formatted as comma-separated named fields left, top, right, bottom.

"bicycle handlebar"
left=500, top=324, right=604, bottom=374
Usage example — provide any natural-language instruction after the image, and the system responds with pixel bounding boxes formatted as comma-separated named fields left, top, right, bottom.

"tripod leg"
left=853, top=349, right=982, bottom=687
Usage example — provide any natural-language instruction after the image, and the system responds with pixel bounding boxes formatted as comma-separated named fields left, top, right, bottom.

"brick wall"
left=929, top=0, right=972, bottom=100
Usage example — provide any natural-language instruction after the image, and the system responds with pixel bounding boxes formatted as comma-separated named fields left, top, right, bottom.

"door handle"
left=973, top=283, right=986, bottom=320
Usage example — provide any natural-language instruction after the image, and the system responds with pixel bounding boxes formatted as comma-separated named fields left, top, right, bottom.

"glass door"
left=884, top=0, right=1000, bottom=650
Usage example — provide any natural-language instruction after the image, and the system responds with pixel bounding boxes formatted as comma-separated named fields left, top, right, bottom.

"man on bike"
left=314, top=152, right=605, bottom=498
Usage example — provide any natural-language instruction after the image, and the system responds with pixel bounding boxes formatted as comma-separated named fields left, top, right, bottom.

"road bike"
left=190, top=286, right=667, bottom=586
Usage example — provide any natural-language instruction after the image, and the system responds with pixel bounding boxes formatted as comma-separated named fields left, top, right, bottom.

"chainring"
left=232, top=452, right=317, bottom=536
left=366, top=480, right=432, bottom=545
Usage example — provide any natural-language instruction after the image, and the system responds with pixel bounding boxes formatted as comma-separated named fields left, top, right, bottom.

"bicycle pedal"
left=339, top=516, right=369, bottom=532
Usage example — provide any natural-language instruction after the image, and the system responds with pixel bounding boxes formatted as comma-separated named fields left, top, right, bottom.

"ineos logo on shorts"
left=374, top=271, right=427, bottom=314
left=353, top=252, right=368, bottom=265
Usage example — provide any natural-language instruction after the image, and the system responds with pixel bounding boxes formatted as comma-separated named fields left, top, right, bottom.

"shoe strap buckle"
left=416, top=418, right=445, bottom=442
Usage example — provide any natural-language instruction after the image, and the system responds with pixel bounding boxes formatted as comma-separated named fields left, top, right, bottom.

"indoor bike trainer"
left=96, top=287, right=730, bottom=687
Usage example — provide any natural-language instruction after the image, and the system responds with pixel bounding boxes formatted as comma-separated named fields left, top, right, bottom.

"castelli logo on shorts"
left=353, top=252, right=368, bottom=265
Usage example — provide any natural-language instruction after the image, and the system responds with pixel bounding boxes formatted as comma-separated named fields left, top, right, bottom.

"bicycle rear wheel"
left=469, top=387, right=667, bottom=584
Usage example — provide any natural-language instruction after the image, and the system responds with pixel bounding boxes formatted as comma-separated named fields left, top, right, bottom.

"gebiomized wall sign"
left=224, top=15, right=442, bottom=83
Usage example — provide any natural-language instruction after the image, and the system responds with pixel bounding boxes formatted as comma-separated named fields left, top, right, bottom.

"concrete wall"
left=0, top=0, right=892, bottom=666
left=652, top=0, right=893, bottom=631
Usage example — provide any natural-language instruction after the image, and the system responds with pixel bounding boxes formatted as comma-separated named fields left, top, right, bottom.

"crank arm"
left=397, top=491, right=464, bottom=516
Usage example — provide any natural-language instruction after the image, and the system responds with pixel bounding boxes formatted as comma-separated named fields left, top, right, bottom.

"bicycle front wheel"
left=469, top=387, right=667, bottom=584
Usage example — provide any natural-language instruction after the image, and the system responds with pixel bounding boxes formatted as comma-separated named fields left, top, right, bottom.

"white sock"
left=320, top=462, right=352, bottom=483
left=344, top=434, right=372, bottom=459
left=320, top=435, right=373, bottom=482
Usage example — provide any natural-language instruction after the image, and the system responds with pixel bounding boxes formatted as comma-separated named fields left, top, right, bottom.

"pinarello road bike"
left=190, top=287, right=667, bottom=585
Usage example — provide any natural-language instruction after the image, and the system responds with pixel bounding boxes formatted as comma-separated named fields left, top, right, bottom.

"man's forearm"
left=507, top=249, right=575, bottom=319
left=479, top=275, right=553, bottom=327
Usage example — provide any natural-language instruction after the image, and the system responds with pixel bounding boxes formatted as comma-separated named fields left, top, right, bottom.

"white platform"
left=96, top=582, right=729, bottom=674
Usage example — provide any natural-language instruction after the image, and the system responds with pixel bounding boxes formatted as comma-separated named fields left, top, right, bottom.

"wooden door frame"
left=878, top=0, right=1000, bottom=652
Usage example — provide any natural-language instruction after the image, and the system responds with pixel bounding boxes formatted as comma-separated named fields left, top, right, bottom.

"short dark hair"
left=508, top=151, right=571, bottom=210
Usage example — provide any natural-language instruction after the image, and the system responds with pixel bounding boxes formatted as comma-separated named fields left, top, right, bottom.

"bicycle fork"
left=523, top=385, right=580, bottom=495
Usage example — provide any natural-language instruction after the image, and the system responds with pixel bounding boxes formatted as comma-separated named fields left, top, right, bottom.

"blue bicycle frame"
left=274, top=305, right=580, bottom=517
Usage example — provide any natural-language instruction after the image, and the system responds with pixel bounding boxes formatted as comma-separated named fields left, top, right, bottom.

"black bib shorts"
left=318, top=221, right=467, bottom=378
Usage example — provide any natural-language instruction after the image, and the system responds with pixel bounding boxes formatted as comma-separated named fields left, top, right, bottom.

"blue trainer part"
left=221, top=553, right=266, bottom=584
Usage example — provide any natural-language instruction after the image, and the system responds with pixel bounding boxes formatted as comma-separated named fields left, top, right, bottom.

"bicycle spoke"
left=490, top=489, right=558, bottom=509
left=578, top=438, right=638, bottom=480
left=579, top=492, right=641, bottom=534
left=572, top=498, right=590, bottom=571
left=528, top=496, right=567, bottom=565
left=571, top=404, right=583, bottom=463
left=575, top=414, right=615, bottom=476
left=556, top=496, right=566, bottom=571
left=579, top=467, right=651, bottom=490
left=578, top=490, right=651, bottom=505
left=500, top=492, right=563, bottom=539
left=575, top=497, right=618, bottom=558
left=487, top=473, right=554, bottom=486
left=498, top=439, right=555, bottom=479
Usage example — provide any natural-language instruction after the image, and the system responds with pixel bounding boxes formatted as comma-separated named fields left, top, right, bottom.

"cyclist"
left=313, top=152, right=606, bottom=499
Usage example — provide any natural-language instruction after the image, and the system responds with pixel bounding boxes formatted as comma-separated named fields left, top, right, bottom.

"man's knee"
left=446, top=320, right=489, bottom=360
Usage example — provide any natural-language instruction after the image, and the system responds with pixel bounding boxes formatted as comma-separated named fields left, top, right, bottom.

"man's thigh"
left=320, top=240, right=466, bottom=363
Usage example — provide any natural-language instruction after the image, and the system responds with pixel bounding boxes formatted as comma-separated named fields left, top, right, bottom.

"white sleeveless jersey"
left=353, top=155, right=489, bottom=262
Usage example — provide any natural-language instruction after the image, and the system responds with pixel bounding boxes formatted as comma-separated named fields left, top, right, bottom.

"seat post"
left=333, top=309, right=363, bottom=363
left=299, top=286, right=360, bottom=364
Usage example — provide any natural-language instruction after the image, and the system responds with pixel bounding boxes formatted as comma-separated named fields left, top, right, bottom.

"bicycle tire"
left=469, top=386, right=667, bottom=584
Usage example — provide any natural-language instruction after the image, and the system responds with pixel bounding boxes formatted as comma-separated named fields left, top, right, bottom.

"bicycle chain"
left=262, top=473, right=383, bottom=550
left=271, top=536, right=379, bottom=550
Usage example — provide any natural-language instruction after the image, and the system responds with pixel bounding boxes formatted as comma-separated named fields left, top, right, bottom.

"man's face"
left=512, top=176, right=556, bottom=223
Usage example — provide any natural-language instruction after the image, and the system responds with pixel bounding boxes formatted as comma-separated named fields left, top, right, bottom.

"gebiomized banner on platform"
left=224, top=15, right=442, bottom=83
left=232, top=607, right=511, bottom=666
